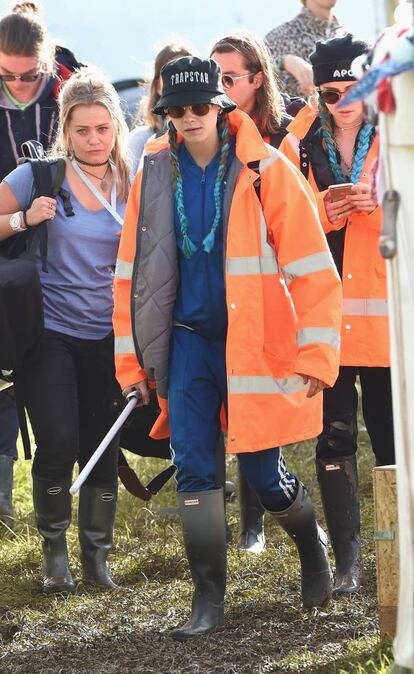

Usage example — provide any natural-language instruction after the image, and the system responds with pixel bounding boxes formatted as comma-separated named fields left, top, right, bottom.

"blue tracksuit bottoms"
left=168, top=327, right=298, bottom=511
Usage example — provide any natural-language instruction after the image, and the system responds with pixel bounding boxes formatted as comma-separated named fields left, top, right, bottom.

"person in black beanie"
left=280, top=34, right=394, bottom=596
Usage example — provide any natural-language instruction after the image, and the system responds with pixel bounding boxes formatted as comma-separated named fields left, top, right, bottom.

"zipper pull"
left=201, top=171, right=206, bottom=184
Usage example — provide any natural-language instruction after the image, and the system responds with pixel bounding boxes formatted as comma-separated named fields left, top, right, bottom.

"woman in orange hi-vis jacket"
left=280, top=34, right=395, bottom=597
left=113, top=56, right=342, bottom=639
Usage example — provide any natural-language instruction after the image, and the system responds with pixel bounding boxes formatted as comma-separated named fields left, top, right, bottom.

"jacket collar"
left=286, top=103, right=319, bottom=141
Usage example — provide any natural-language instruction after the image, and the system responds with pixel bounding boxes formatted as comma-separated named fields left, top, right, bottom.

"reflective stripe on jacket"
left=280, top=106, right=390, bottom=368
left=113, top=109, right=342, bottom=452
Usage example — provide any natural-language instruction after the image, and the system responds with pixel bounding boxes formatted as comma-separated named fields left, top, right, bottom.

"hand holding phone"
left=324, top=184, right=356, bottom=225
left=328, top=183, right=354, bottom=202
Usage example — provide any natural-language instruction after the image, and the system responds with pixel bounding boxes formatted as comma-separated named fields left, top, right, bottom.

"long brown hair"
left=210, top=31, right=283, bottom=135
left=135, top=42, right=192, bottom=131
left=52, top=68, right=131, bottom=201
left=0, top=2, right=54, bottom=73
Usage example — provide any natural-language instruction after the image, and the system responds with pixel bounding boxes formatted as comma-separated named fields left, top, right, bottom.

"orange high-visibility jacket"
left=113, top=109, right=342, bottom=453
left=280, top=106, right=390, bottom=368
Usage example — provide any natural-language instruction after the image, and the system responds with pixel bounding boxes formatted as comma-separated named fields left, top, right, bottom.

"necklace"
left=73, top=154, right=109, bottom=167
left=78, top=163, right=111, bottom=191
left=334, top=120, right=363, bottom=132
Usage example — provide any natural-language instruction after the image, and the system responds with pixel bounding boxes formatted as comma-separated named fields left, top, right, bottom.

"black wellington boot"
left=32, top=475, right=75, bottom=594
left=237, top=467, right=266, bottom=554
left=316, top=455, right=362, bottom=595
left=78, top=485, right=118, bottom=590
left=169, top=488, right=226, bottom=640
left=0, top=455, right=14, bottom=533
left=270, top=483, right=332, bottom=608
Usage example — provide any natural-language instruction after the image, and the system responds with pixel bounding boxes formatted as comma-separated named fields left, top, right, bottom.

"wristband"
left=22, top=210, right=29, bottom=229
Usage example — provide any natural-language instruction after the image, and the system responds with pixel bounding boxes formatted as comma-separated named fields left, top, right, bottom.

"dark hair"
left=0, top=2, right=54, bottom=71
left=135, top=42, right=192, bottom=131
left=210, top=31, right=283, bottom=134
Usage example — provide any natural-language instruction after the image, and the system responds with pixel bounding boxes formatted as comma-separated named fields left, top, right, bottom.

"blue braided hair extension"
left=168, top=122, right=197, bottom=259
left=318, top=97, right=375, bottom=184
left=168, top=115, right=230, bottom=258
left=350, top=122, right=375, bottom=183
left=318, top=98, right=345, bottom=184
left=202, top=114, right=230, bottom=253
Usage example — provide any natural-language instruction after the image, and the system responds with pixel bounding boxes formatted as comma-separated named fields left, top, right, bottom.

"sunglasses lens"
left=166, top=104, right=211, bottom=118
left=0, top=73, right=40, bottom=82
left=192, top=104, right=210, bottom=116
left=222, top=75, right=234, bottom=89
left=320, top=91, right=340, bottom=105
left=166, top=106, right=185, bottom=119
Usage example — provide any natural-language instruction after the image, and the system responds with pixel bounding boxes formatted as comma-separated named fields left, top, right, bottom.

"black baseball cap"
left=152, top=56, right=237, bottom=115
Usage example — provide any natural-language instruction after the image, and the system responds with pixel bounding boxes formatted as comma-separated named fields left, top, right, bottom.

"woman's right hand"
left=122, top=380, right=150, bottom=407
left=25, top=196, right=57, bottom=226
left=324, top=194, right=355, bottom=225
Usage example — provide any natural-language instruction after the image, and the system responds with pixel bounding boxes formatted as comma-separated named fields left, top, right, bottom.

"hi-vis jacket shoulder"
left=113, top=109, right=342, bottom=453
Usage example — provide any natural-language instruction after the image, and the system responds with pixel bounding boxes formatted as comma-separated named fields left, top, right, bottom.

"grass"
left=0, top=427, right=393, bottom=674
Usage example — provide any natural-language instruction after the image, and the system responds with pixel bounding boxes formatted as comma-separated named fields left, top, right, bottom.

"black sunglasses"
left=319, top=87, right=353, bottom=105
left=0, top=71, right=43, bottom=83
left=165, top=103, right=212, bottom=119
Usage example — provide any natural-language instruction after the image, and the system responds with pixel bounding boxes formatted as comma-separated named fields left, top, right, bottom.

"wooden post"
left=373, top=465, right=399, bottom=641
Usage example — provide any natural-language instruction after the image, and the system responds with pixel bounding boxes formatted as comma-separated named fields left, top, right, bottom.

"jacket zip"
left=130, top=156, right=149, bottom=369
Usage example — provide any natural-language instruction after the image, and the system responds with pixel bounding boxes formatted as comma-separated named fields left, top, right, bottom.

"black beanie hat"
left=310, top=34, right=369, bottom=86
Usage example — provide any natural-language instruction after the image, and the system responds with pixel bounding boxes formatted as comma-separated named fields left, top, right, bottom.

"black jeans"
left=15, top=329, right=121, bottom=485
left=0, top=387, right=18, bottom=460
left=316, top=366, right=395, bottom=466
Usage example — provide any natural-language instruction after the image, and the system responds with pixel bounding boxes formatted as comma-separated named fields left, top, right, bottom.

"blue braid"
left=350, top=122, right=374, bottom=183
left=318, top=97, right=374, bottom=185
left=318, top=100, right=345, bottom=184
left=169, top=124, right=197, bottom=259
left=203, top=118, right=229, bottom=253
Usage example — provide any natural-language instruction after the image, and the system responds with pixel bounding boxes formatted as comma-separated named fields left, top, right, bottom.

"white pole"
left=379, top=4, right=414, bottom=668
left=69, top=393, right=138, bottom=495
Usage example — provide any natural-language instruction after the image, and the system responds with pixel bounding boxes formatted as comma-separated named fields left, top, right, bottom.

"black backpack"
left=0, top=159, right=74, bottom=375
left=0, top=158, right=74, bottom=458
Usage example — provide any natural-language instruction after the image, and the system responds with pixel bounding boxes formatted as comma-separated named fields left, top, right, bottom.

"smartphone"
left=328, top=183, right=354, bottom=202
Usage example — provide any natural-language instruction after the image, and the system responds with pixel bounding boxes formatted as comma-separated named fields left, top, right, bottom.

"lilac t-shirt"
left=5, top=162, right=126, bottom=339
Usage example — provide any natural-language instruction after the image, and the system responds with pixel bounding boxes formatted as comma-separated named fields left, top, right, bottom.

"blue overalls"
left=168, top=141, right=298, bottom=511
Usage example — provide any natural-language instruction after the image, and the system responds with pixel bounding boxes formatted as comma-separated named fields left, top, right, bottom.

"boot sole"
left=43, top=583, right=76, bottom=595
left=169, top=624, right=225, bottom=641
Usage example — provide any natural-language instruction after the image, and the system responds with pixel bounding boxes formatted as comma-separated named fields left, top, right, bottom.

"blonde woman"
left=0, top=68, right=130, bottom=593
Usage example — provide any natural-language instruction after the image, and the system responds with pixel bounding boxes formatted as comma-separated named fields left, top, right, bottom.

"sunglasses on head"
left=165, top=103, right=212, bottom=119
left=319, top=87, right=353, bottom=105
left=221, top=72, right=253, bottom=89
left=0, top=71, right=43, bottom=82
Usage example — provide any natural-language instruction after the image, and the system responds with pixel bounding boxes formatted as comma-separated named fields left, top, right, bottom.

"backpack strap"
left=26, top=158, right=72, bottom=271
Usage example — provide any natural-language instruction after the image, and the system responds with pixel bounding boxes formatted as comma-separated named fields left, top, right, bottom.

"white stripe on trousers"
left=277, top=451, right=297, bottom=503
